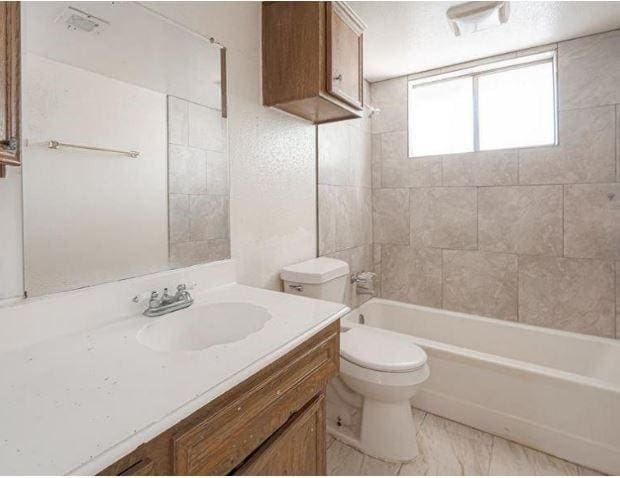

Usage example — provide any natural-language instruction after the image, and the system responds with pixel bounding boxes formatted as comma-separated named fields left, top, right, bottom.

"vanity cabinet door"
left=234, top=393, right=326, bottom=476
left=0, top=1, right=19, bottom=179
left=326, top=2, right=363, bottom=110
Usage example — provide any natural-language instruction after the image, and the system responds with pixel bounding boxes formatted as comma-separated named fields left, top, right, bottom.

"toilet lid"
left=340, top=327, right=427, bottom=373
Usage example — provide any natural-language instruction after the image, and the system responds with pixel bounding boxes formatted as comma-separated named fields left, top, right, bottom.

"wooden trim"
left=0, top=1, right=20, bottom=179
left=220, top=47, right=227, bottom=118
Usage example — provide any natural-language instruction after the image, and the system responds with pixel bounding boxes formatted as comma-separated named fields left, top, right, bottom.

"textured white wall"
left=0, top=167, right=23, bottom=300
left=22, top=53, right=168, bottom=296
left=145, top=2, right=318, bottom=291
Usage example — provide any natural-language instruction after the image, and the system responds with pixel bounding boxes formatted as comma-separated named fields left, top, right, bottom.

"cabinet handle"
left=333, top=74, right=342, bottom=82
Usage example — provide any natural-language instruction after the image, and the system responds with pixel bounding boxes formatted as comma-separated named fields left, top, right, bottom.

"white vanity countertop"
left=0, top=284, right=349, bottom=475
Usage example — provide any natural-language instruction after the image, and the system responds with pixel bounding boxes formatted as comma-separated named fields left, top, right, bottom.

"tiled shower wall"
left=318, top=83, right=373, bottom=308
left=167, top=96, right=231, bottom=267
left=370, top=29, right=620, bottom=338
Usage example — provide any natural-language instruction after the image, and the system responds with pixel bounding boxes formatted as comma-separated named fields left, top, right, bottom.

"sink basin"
left=137, top=302, right=271, bottom=352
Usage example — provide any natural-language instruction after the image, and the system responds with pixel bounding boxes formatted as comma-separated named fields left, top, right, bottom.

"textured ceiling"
left=350, top=1, right=620, bottom=82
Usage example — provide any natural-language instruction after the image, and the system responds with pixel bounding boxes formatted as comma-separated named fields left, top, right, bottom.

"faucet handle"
left=148, top=291, right=160, bottom=308
left=133, top=290, right=157, bottom=304
left=177, top=282, right=197, bottom=292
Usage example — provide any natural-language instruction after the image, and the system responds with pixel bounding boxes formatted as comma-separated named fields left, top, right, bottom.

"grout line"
left=562, top=184, right=566, bottom=258
left=487, top=436, right=496, bottom=475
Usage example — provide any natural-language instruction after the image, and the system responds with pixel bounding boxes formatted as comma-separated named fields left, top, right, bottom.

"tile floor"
left=326, top=409, right=603, bottom=476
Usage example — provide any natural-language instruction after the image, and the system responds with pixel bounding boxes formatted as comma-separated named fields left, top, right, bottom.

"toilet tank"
left=280, top=257, right=349, bottom=303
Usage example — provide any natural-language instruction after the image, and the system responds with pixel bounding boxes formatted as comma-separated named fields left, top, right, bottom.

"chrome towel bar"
left=48, top=140, right=140, bottom=158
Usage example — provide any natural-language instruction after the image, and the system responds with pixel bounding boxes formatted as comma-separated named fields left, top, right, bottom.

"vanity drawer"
left=172, top=326, right=339, bottom=475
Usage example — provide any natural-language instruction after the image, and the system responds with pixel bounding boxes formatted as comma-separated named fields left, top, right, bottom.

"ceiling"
left=350, top=1, right=620, bottom=82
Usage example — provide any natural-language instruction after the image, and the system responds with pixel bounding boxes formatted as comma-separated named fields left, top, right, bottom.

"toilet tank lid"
left=280, top=257, right=350, bottom=284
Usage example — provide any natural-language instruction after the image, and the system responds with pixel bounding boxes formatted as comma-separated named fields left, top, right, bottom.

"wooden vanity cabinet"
left=99, top=321, right=339, bottom=476
left=262, top=1, right=365, bottom=124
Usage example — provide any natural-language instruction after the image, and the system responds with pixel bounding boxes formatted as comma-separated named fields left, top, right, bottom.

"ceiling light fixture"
left=447, top=1, right=510, bottom=37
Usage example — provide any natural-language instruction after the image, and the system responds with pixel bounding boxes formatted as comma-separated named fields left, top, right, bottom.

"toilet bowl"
left=280, top=257, right=430, bottom=461
left=339, top=326, right=429, bottom=461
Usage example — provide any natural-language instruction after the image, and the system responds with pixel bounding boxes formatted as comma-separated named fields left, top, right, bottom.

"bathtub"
left=341, top=298, right=620, bottom=474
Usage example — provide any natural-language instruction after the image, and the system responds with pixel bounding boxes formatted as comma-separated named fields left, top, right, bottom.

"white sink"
left=136, top=302, right=271, bottom=352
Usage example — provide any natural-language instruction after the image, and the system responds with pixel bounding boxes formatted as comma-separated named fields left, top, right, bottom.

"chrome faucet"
left=351, top=272, right=376, bottom=296
left=135, top=283, right=194, bottom=317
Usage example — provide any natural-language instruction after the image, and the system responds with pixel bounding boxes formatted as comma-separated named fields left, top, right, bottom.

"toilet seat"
left=340, top=356, right=430, bottom=387
left=340, top=326, right=427, bottom=373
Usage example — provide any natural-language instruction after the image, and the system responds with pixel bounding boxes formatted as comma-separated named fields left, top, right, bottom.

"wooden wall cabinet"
left=0, top=1, right=20, bottom=179
left=99, top=322, right=339, bottom=476
left=262, top=1, right=365, bottom=124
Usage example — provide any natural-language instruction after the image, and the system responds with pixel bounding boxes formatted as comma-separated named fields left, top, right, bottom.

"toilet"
left=281, top=257, right=429, bottom=462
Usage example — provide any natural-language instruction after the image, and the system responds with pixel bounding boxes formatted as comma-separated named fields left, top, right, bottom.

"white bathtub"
left=341, top=298, right=620, bottom=474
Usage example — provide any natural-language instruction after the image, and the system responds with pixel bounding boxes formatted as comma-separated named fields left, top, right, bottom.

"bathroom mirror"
left=21, top=2, right=229, bottom=297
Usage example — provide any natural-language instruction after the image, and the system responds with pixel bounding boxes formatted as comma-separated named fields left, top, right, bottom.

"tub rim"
left=343, top=298, right=620, bottom=395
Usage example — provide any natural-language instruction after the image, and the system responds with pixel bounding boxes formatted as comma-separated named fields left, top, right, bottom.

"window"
left=408, top=50, right=557, bottom=158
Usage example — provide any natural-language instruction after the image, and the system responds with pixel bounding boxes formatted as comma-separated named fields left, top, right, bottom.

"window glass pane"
left=478, top=61, right=555, bottom=151
left=409, top=77, right=474, bottom=157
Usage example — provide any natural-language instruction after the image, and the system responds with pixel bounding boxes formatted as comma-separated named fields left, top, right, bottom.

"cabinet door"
left=234, top=394, right=326, bottom=476
left=326, top=2, right=363, bottom=110
left=0, top=1, right=19, bottom=179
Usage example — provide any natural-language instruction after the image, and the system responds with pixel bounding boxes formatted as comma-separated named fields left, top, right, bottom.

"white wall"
left=145, top=2, right=318, bottom=291
left=0, top=167, right=23, bottom=300
left=22, top=53, right=168, bottom=296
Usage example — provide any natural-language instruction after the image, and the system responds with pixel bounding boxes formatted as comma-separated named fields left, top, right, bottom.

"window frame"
left=407, top=48, right=558, bottom=158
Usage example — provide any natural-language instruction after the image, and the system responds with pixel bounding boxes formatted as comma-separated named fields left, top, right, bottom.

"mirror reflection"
left=21, top=2, right=229, bottom=297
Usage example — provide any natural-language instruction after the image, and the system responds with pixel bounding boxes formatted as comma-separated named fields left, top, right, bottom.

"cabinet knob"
left=333, top=74, right=343, bottom=82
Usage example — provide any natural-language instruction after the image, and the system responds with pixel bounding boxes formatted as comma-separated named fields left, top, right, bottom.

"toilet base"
left=359, top=397, right=419, bottom=461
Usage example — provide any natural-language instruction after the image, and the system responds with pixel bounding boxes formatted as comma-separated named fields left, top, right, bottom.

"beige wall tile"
left=442, top=150, right=518, bottom=186
left=617, top=106, right=619, bottom=182
left=349, top=127, right=372, bottom=188
left=616, top=262, right=620, bottom=339
left=370, top=77, right=407, bottom=134
left=519, top=106, right=615, bottom=184
left=168, top=96, right=188, bottom=146
left=443, top=250, right=518, bottom=321
left=188, top=102, right=226, bottom=152
left=559, top=30, right=620, bottom=110
left=370, top=76, right=407, bottom=106
left=381, top=245, right=442, bottom=308
left=168, top=145, right=207, bottom=195
left=335, top=187, right=372, bottom=251
left=168, top=194, right=190, bottom=244
left=380, top=130, right=407, bottom=160
left=318, top=122, right=350, bottom=186
left=382, top=157, right=442, bottom=188
left=318, top=185, right=337, bottom=256
left=411, top=188, right=477, bottom=249
left=371, top=133, right=382, bottom=189
left=170, top=238, right=230, bottom=268
left=565, top=183, right=620, bottom=260
left=373, top=188, right=410, bottom=244
left=518, top=256, right=615, bottom=337
left=206, top=151, right=229, bottom=195
left=189, top=195, right=229, bottom=241
left=326, top=244, right=373, bottom=308
left=479, top=185, right=563, bottom=256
